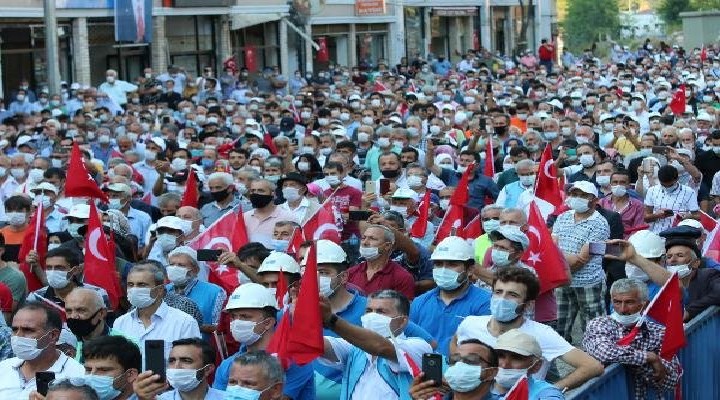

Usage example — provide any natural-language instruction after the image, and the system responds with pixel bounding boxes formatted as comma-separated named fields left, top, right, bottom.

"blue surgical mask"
left=201, top=158, right=215, bottom=169
left=490, top=296, right=522, bottom=322
left=83, top=374, right=123, bottom=400
left=190, top=149, right=204, bottom=158
left=432, top=267, right=464, bottom=290
left=271, top=239, right=289, bottom=252
left=225, top=384, right=270, bottom=400
left=444, top=362, right=486, bottom=393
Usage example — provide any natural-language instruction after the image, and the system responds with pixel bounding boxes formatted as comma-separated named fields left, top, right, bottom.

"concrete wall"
left=681, top=11, right=720, bottom=49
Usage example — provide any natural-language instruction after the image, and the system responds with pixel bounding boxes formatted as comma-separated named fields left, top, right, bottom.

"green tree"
left=563, top=0, right=621, bottom=51
left=691, top=0, right=720, bottom=10
left=658, top=0, right=693, bottom=25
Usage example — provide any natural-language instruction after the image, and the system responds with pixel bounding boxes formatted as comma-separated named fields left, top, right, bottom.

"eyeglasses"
left=448, top=354, right=492, bottom=367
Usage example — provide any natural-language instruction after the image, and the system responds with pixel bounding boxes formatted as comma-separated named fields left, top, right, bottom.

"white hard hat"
left=258, top=251, right=301, bottom=274
left=628, top=230, right=665, bottom=259
left=316, top=239, right=347, bottom=264
left=431, top=236, right=474, bottom=261
left=225, top=283, right=278, bottom=311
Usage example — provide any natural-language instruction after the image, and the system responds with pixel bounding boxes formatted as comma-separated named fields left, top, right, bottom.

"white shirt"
left=112, top=301, right=201, bottom=363
left=455, top=315, right=574, bottom=379
left=0, top=351, right=85, bottom=398
left=98, top=80, right=138, bottom=105
left=319, top=334, right=430, bottom=400
left=279, top=197, right=311, bottom=225
left=644, top=183, right=699, bottom=233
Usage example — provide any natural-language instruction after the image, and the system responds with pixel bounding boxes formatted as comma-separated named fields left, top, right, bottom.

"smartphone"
left=144, top=340, right=166, bottom=381
left=589, top=242, right=622, bottom=257
left=479, top=118, right=487, bottom=131
left=652, top=146, right=668, bottom=155
left=565, top=148, right=577, bottom=157
left=197, top=249, right=223, bottom=262
left=486, top=83, right=492, bottom=92
left=663, top=209, right=675, bottom=217
left=36, top=371, right=55, bottom=396
left=365, top=180, right=376, bottom=194
left=431, top=138, right=448, bottom=146
left=421, top=353, right=443, bottom=386
left=379, top=178, right=390, bottom=195
left=349, top=210, right=373, bottom=221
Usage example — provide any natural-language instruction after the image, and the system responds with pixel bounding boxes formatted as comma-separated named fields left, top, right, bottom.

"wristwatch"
left=327, top=314, right=339, bottom=328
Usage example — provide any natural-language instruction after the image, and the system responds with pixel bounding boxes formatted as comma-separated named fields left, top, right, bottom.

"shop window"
left=357, top=33, right=385, bottom=69
left=167, top=16, right=217, bottom=78
left=404, top=7, right=423, bottom=59
left=232, top=22, right=281, bottom=71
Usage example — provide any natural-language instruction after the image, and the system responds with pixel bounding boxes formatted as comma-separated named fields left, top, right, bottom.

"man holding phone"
left=643, top=165, right=700, bottom=234
left=0, top=302, right=85, bottom=397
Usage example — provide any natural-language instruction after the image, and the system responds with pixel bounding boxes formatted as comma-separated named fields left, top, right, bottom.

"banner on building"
left=245, top=45, right=258, bottom=73
left=355, top=0, right=385, bottom=16
left=432, top=7, right=478, bottom=17
left=317, top=37, right=329, bottom=62
left=114, top=0, right=153, bottom=43
left=56, top=0, right=112, bottom=8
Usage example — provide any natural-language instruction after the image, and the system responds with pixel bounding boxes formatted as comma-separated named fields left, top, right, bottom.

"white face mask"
left=495, top=364, right=534, bottom=389
left=359, top=246, right=381, bottom=260
left=360, top=312, right=396, bottom=338
left=166, top=367, right=206, bottom=392
left=6, top=212, right=26, bottom=226
left=11, top=333, right=51, bottom=360
left=127, top=287, right=157, bottom=309
left=282, top=187, right=302, bottom=202
left=166, top=265, right=190, bottom=285
left=610, top=310, right=641, bottom=326
left=318, top=275, right=337, bottom=298
left=667, top=264, right=692, bottom=278
left=407, top=175, right=423, bottom=189
left=46, top=269, right=72, bottom=289
left=230, top=319, right=265, bottom=345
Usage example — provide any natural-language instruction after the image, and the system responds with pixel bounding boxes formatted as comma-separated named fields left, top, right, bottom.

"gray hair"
left=481, top=204, right=504, bottom=217
left=365, top=223, right=396, bottom=245
left=610, top=278, right=649, bottom=302
left=68, top=287, right=105, bottom=311
left=129, top=262, right=166, bottom=285
left=405, top=162, right=429, bottom=177
left=368, top=289, right=410, bottom=316
left=258, top=178, right=277, bottom=192
left=168, top=246, right=199, bottom=269
left=157, top=192, right=181, bottom=208
left=239, top=167, right=262, bottom=180
left=108, top=157, right=127, bottom=169
left=406, top=116, right=422, bottom=126
left=515, top=159, right=535, bottom=171
left=265, top=157, right=284, bottom=168
left=207, top=172, right=234, bottom=187
left=233, top=351, right=285, bottom=385
left=500, top=207, right=528, bottom=225
left=47, top=379, right=100, bottom=400
left=376, top=126, right=393, bottom=137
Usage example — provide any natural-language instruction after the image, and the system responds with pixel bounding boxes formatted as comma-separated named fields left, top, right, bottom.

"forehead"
left=457, top=342, right=492, bottom=359
left=493, top=279, right=527, bottom=295
left=84, top=355, right=123, bottom=370
left=127, top=270, right=154, bottom=284
left=170, top=344, right=201, bottom=360
left=611, top=289, right=640, bottom=301
left=229, top=363, right=265, bottom=383
left=367, top=298, right=397, bottom=312
left=13, top=308, right=46, bottom=327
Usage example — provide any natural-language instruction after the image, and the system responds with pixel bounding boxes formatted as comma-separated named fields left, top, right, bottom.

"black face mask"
left=66, top=309, right=101, bottom=338
left=381, top=169, right=400, bottom=179
left=495, top=125, right=508, bottom=136
left=211, top=188, right=231, bottom=202
left=249, top=193, right=274, bottom=208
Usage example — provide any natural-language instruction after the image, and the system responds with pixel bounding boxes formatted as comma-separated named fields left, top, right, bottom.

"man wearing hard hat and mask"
left=212, top=283, right=316, bottom=399
left=409, top=236, right=491, bottom=356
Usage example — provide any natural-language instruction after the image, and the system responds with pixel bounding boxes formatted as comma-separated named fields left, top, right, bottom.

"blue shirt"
left=214, top=349, right=315, bottom=400
left=126, top=207, right=152, bottom=248
left=409, top=285, right=492, bottom=356
left=468, top=174, right=500, bottom=211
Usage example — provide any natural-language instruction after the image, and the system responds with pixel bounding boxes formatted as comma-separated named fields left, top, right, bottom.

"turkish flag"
left=245, top=45, right=257, bottom=73
left=264, top=132, right=278, bottom=155
left=287, top=244, right=324, bottom=365
left=703, top=222, right=720, bottom=262
left=617, top=273, right=687, bottom=359
left=463, top=214, right=483, bottom=240
left=275, top=266, right=288, bottom=307
left=450, top=163, right=475, bottom=207
left=187, top=210, right=241, bottom=294
left=410, top=190, right=431, bottom=238
left=288, top=227, right=305, bottom=259
left=701, top=45, right=708, bottom=62
left=435, top=205, right=465, bottom=243
left=372, top=80, right=389, bottom=93
left=17, top=205, right=47, bottom=292
left=231, top=210, right=249, bottom=250
left=483, top=140, right=495, bottom=178
left=65, top=143, right=109, bottom=202
left=504, top=376, right=529, bottom=400
left=669, top=85, right=686, bottom=116
left=267, top=311, right=292, bottom=369
left=522, top=201, right=569, bottom=294
left=534, top=144, right=562, bottom=209
left=302, top=201, right=340, bottom=243
left=317, top=37, right=329, bottom=63
left=408, top=80, right=418, bottom=93
left=180, top=169, right=199, bottom=208
left=83, top=202, right=121, bottom=309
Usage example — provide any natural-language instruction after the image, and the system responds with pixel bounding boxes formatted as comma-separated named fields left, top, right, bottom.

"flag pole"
left=33, top=194, right=43, bottom=251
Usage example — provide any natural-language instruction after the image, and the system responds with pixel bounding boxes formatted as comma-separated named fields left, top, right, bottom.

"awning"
left=432, top=7, right=478, bottom=17
left=231, top=13, right=282, bottom=30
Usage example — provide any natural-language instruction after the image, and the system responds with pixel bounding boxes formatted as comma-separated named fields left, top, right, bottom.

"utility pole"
left=44, top=0, right=61, bottom=95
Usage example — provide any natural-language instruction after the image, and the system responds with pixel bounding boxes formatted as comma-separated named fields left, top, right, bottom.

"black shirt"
left=694, top=149, right=720, bottom=188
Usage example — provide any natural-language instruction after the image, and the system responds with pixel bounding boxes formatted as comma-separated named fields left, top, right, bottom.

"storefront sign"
left=432, top=7, right=478, bottom=17
left=355, top=0, right=385, bottom=16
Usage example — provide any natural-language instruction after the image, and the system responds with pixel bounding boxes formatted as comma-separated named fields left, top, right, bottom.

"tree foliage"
left=563, top=0, right=621, bottom=51
left=658, top=0, right=693, bottom=25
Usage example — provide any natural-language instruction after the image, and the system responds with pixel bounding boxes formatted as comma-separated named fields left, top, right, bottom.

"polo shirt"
left=243, top=205, right=295, bottom=248
left=112, top=301, right=201, bottom=362
left=552, top=210, right=610, bottom=287
left=347, top=260, right=416, bottom=300
left=200, top=197, right=241, bottom=227
left=644, top=183, right=699, bottom=233
left=0, top=351, right=86, bottom=397
left=213, top=349, right=316, bottom=400
left=409, top=285, right=492, bottom=356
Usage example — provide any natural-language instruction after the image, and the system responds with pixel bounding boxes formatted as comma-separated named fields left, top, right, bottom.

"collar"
left=131, top=301, right=168, bottom=319
left=283, top=197, right=309, bottom=210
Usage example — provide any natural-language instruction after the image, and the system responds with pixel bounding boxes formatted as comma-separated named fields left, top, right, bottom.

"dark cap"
left=665, top=238, right=701, bottom=257
left=278, top=172, right=308, bottom=188
left=659, top=225, right=702, bottom=240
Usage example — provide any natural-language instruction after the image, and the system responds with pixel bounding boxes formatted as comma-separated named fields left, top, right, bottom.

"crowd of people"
left=1, top=39, right=720, bottom=400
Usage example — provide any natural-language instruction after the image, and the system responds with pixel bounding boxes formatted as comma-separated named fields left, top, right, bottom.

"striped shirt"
left=552, top=210, right=610, bottom=287
left=644, top=183, right=699, bottom=233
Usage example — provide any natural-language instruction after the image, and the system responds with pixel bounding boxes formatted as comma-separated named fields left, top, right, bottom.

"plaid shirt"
left=582, top=316, right=682, bottom=400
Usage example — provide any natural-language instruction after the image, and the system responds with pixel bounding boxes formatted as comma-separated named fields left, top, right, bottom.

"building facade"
left=0, top=0, right=556, bottom=96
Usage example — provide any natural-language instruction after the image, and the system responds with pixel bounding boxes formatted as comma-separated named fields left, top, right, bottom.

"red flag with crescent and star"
left=534, top=144, right=562, bottom=209
left=65, top=143, right=109, bottom=203
left=187, top=210, right=243, bottom=293
left=83, top=202, right=121, bottom=309
left=521, top=201, right=569, bottom=294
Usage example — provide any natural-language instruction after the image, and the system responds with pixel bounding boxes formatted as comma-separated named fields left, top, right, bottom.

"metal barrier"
left=566, top=306, right=720, bottom=400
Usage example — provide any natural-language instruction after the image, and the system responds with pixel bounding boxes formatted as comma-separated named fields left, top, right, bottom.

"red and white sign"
left=355, top=0, right=385, bottom=16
